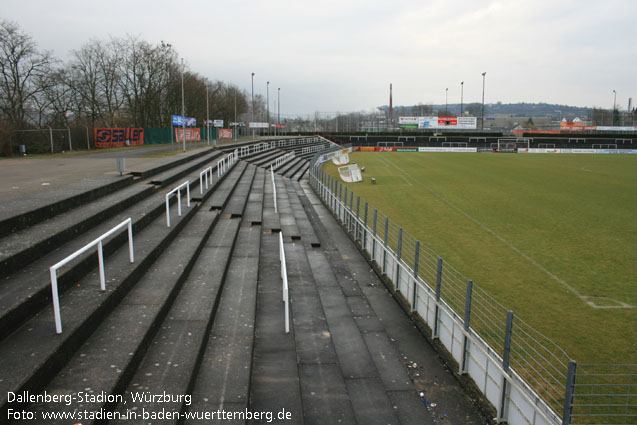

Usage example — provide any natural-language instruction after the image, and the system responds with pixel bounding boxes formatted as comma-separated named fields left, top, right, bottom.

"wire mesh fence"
left=308, top=145, right=636, bottom=425
left=570, top=364, right=637, bottom=424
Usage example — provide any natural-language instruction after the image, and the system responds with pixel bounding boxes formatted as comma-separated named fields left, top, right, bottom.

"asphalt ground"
left=0, top=143, right=212, bottom=202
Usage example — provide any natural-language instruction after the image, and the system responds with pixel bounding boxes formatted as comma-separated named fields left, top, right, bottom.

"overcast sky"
left=3, top=0, right=635, bottom=116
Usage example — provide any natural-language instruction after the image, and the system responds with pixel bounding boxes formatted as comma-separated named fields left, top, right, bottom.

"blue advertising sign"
left=172, top=115, right=197, bottom=127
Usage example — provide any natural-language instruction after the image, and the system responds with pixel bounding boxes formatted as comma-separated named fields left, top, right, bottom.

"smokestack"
left=389, top=83, right=393, bottom=129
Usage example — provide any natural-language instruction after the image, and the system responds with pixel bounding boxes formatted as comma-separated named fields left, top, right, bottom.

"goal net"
left=332, top=153, right=350, bottom=165
left=496, top=138, right=531, bottom=153
left=338, top=164, right=363, bottom=183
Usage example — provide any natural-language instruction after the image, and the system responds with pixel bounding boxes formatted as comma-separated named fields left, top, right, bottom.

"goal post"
left=338, top=164, right=363, bottom=183
left=497, top=138, right=530, bottom=153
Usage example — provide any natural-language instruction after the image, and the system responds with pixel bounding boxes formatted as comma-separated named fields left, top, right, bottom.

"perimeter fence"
left=307, top=141, right=636, bottom=425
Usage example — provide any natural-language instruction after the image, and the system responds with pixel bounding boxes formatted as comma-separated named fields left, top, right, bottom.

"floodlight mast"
left=481, top=72, right=486, bottom=131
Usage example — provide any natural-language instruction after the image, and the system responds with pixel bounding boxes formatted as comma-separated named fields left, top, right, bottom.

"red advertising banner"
left=175, top=128, right=201, bottom=142
left=94, top=128, right=144, bottom=148
left=218, top=129, right=233, bottom=140
left=438, top=117, right=458, bottom=126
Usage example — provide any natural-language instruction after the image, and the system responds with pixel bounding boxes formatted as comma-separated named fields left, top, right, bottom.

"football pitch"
left=322, top=152, right=636, bottom=365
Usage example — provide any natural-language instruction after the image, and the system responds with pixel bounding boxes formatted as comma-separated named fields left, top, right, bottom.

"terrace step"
left=0, top=200, right=198, bottom=416
left=149, top=149, right=223, bottom=187
left=129, top=146, right=218, bottom=180
left=0, top=184, right=188, bottom=342
left=26, top=209, right=222, bottom=424
left=0, top=183, right=154, bottom=276
left=0, top=152, right=249, bottom=416
left=0, top=174, right=134, bottom=238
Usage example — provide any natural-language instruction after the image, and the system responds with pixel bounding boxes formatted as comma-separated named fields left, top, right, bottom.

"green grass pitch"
left=322, top=152, right=637, bottom=365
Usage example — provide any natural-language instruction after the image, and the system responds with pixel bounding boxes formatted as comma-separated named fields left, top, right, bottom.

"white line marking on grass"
left=379, top=155, right=634, bottom=309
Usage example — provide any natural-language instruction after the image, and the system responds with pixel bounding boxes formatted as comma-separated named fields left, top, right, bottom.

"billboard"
left=218, top=129, right=233, bottom=139
left=400, top=116, right=477, bottom=129
left=213, top=120, right=224, bottom=128
left=249, top=122, right=269, bottom=129
left=172, top=115, right=197, bottom=127
left=174, top=128, right=201, bottom=142
left=94, top=128, right=144, bottom=148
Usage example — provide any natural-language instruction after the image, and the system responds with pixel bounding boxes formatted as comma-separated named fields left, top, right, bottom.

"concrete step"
left=184, top=223, right=261, bottom=423
left=251, top=150, right=285, bottom=168
left=148, top=149, right=223, bottom=188
left=25, top=209, right=222, bottom=424
left=262, top=170, right=281, bottom=233
left=275, top=175, right=300, bottom=239
left=243, top=168, right=265, bottom=225
left=284, top=158, right=308, bottom=179
left=0, top=201, right=198, bottom=416
left=0, top=183, right=154, bottom=276
left=249, top=232, right=303, bottom=424
left=0, top=174, right=134, bottom=238
left=205, top=162, right=249, bottom=211
left=283, top=179, right=321, bottom=247
left=222, top=164, right=257, bottom=218
left=276, top=156, right=303, bottom=176
left=292, top=162, right=310, bottom=181
left=0, top=182, right=194, bottom=341
left=244, top=148, right=283, bottom=164
left=129, top=146, right=218, bottom=180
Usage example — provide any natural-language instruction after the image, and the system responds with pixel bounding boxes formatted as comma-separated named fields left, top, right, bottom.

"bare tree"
left=0, top=20, right=55, bottom=128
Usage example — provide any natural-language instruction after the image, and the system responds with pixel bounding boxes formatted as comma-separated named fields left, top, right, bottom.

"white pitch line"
left=378, top=155, right=634, bottom=309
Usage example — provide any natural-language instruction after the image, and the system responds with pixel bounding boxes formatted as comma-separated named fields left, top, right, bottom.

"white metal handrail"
left=165, top=181, right=190, bottom=227
left=274, top=152, right=295, bottom=168
left=271, top=165, right=278, bottom=214
left=50, top=218, right=134, bottom=334
left=217, top=157, right=226, bottom=177
left=279, top=231, right=289, bottom=334
left=199, top=167, right=213, bottom=194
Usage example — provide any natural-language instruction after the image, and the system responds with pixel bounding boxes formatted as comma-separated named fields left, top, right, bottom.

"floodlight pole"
left=481, top=72, right=486, bottom=131
left=206, top=84, right=210, bottom=146
left=181, top=58, right=186, bottom=152
left=251, top=72, right=255, bottom=139
left=613, top=89, right=617, bottom=125
left=267, top=81, right=270, bottom=136
left=460, top=81, right=464, bottom=116
left=445, top=88, right=448, bottom=115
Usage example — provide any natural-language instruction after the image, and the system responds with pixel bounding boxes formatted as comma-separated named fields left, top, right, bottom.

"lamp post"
left=613, top=90, right=617, bottom=125
left=267, top=81, right=270, bottom=136
left=481, top=72, right=486, bottom=131
left=278, top=87, right=281, bottom=134
left=251, top=72, right=255, bottom=139
left=206, top=84, right=210, bottom=146
left=460, top=81, right=464, bottom=116
left=445, top=87, right=448, bottom=116
left=181, top=58, right=186, bottom=152
left=234, top=87, right=237, bottom=141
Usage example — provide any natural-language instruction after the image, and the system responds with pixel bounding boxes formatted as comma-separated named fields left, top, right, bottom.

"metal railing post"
left=383, top=217, right=389, bottom=274
left=363, top=202, right=368, bottom=250
left=356, top=196, right=360, bottom=241
left=433, top=257, right=443, bottom=339
left=498, top=311, right=514, bottom=422
left=461, top=279, right=473, bottom=374
left=412, top=240, right=420, bottom=312
left=396, top=227, right=403, bottom=291
left=349, top=191, right=354, bottom=233
left=343, top=186, right=348, bottom=224
left=562, top=361, right=578, bottom=425
left=339, top=183, right=343, bottom=220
